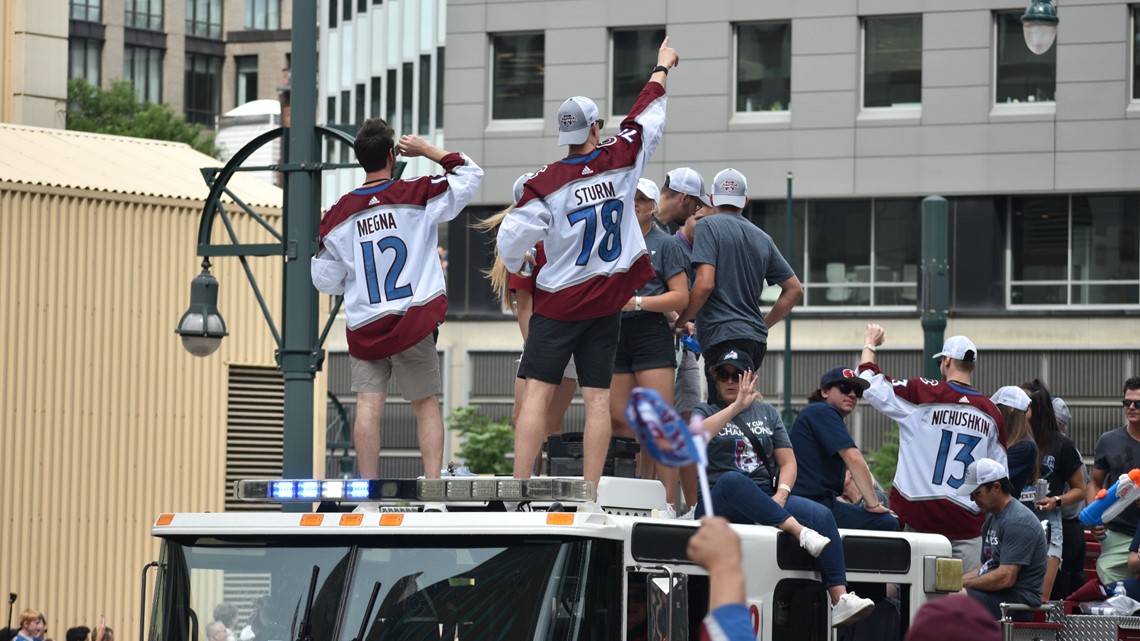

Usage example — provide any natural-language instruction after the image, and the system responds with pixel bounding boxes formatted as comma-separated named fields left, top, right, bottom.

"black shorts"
left=613, top=313, right=676, bottom=374
left=519, top=312, right=621, bottom=389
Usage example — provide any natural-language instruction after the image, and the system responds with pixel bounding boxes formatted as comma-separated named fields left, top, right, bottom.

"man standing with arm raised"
left=497, top=38, right=679, bottom=488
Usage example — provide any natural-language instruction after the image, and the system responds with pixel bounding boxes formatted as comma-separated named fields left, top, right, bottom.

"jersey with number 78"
left=857, top=362, right=1007, bottom=540
left=311, top=152, right=483, bottom=360
left=495, top=82, right=665, bottom=321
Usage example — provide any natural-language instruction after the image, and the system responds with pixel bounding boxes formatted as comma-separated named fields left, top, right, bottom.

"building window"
left=340, top=89, right=350, bottom=124
left=125, top=0, right=162, bottom=31
left=326, top=95, right=336, bottom=123
left=735, top=22, right=791, bottom=113
left=245, top=0, right=280, bottom=30
left=749, top=199, right=920, bottom=307
left=1133, top=7, right=1140, bottom=100
left=236, top=56, right=258, bottom=105
left=436, top=46, right=444, bottom=128
left=491, top=33, right=544, bottom=120
left=186, top=0, right=222, bottom=39
left=70, top=0, right=101, bottom=22
left=402, top=61, right=413, bottom=131
left=327, top=0, right=337, bottom=29
left=863, top=15, right=922, bottom=108
left=124, top=45, right=162, bottom=103
left=357, top=0, right=366, bottom=12
left=355, top=82, right=365, bottom=124
left=385, top=68, right=396, bottom=125
left=1009, top=195, right=1139, bottom=306
left=418, top=54, right=431, bottom=134
left=69, top=37, right=102, bottom=86
left=995, top=11, right=1055, bottom=104
left=342, top=0, right=351, bottom=22
left=612, top=27, right=665, bottom=116
left=370, top=76, right=381, bottom=119
left=185, top=54, right=222, bottom=125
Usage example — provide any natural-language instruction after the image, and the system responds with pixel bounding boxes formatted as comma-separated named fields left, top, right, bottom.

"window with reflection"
left=612, top=27, right=665, bottom=116
left=124, top=45, right=162, bottom=103
left=69, top=38, right=102, bottom=86
left=736, top=22, right=791, bottom=113
left=245, top=0, right=281, bottom=30
left=185, top=54, right=222, bottom=125
left=1134, top=7, right=1140, bottom=100
left=863, top=15, right=922, bottom=108
left=70, top=0, right=101, bottom=22
left=236, top=56, right=258, bottom=106
left=995, top=11, right=1055, bottom=104
left=125, top=0, right=163, bottom=31
left=491, top=33, right=544, bottom=120
left=186, top=0, right=222, bottom=39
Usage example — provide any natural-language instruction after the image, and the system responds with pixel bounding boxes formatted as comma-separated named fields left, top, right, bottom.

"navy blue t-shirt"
left=789, top=401, right=856, bottom=500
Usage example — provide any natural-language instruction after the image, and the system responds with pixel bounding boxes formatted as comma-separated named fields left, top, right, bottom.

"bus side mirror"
left=648, top=571, right=688, bottom=641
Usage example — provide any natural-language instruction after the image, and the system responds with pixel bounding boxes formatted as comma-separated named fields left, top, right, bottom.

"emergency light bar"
left=234, top=478, right=597, bottom=503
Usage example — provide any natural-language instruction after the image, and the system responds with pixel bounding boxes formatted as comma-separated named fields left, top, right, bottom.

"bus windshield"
left=151, top=535, right=619, bottom=641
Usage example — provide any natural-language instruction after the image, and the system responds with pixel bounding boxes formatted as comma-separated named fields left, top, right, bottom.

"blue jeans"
left=698, top=471, right=847, bottom=588
left=823, top=496, right=899, bottom=532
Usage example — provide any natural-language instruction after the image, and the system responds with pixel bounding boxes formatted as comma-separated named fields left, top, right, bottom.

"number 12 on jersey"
left=932, top=429, right=981, bottom=489
left=566, top=199, right=623, bottom=266
left=359, top=237, right=413, bottom=304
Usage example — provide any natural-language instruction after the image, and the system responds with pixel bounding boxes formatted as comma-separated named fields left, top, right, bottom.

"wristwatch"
left=651, top=65, right=669, bottom=76
left=634, top=296, right=643, bottom=312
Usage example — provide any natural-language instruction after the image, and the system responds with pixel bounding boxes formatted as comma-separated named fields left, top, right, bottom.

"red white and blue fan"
left=625, top=387, right=715, bottom=515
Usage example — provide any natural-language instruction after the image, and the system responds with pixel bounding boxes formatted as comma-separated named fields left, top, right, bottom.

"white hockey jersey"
left=311, top=153, right=483, bottom=360
left=495, top=81, right=667, bottom=321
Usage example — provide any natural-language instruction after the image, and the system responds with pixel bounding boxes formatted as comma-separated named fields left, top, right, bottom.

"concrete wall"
left=1, top=0, right=68, bottom=127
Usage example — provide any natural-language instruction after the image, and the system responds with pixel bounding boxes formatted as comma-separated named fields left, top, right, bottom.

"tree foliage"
left=66, top=78, right=220, bottom=158
left=450, top=406, right=514, bottom=475
left=867, top=427, right=899, bottom=492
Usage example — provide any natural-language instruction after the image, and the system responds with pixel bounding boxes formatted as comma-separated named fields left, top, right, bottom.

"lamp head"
left=176, top=266, right=227, bottom=357
left=1021, top=0, right=1059, bottom=55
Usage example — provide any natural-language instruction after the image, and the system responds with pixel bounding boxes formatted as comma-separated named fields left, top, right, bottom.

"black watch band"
left=652, top=65, right=669, bottom=76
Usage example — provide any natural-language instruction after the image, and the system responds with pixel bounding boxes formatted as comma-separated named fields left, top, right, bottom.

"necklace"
left=362, top=177, right=389, bottom=186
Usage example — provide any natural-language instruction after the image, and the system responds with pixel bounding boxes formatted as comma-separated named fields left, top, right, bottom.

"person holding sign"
left=692, top=351, right=876, bottom=628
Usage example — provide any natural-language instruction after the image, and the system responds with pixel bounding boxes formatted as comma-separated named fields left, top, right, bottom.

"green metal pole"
left=280, top=0, right=321, bottom=491
left=782, top=173, right=793, bottom=426
left=921, top=196, right=949, bottom=380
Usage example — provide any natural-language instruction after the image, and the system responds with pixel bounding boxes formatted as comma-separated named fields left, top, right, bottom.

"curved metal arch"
left=196, top=124, right=357, bottom=250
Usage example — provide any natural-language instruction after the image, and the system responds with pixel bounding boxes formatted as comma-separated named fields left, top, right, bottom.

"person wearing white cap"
left=658, top=167, right=711, bottom=226
left=1019, top=379, right=1085, bottom=600
left=674, top=167, right=803, bottom=405
left=957, top=458, right=1048, bottom=620
left=610, top=177, right=691, bottom=507
left=473, top=174, right=578, bottom=475
left=857, top=325, right=1006, bottom=565
left=988, top=386, right=1037, bottom=494
left=496, top=37, right=680, bottom=488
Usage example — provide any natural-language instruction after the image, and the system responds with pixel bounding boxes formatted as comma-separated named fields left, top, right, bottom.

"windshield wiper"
left=350, top=582, right=383, bottom=641
left=295, top=565, right=320, bottom=641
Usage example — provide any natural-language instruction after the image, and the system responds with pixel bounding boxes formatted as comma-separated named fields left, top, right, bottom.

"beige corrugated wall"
left=0, top=183, right=326, bottom=640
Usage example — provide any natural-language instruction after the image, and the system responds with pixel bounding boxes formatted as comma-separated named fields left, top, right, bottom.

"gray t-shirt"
left=978, top=499, right=1048, bottom=608
left=1093, top=426, right=1140, bottom=535
left=693, top=401, right=790, bottom=490
left=690, top=214, right=795, bottom=347
left=626, top=225, right=688, bottom=318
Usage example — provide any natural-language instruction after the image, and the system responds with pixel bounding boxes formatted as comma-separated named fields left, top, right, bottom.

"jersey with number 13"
left=858, top=362, right=1007, bottom=540
left=311, top=152, right=483, bottom=360
left=495, top=82, right=666, bottom=321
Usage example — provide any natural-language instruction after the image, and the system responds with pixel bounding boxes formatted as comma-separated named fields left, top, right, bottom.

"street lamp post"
left=1022, top=0, right=1060, bottom=55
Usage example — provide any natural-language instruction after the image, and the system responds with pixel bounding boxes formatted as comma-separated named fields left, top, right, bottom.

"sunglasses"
left=595, top=119, right=605, bottom=130
left=716, top=370, right=743, bottom=382
left=831, top=382, right=863, bottom=398
left=1124, top=400, right=1140, bottom=409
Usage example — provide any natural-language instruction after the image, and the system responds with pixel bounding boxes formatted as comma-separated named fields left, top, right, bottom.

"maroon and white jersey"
left=858, top=362, right=1007, bottom=540
left=495, top=82, right=666, bottom=321
left=311, top=153, right=482, bottom=360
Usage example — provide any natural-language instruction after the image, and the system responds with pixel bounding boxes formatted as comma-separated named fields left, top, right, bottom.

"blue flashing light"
left=298, top=481, right=321, bottom=499
left=271, top=481, right=296, bottom=499
left=347, top=480, right=371, bottom=499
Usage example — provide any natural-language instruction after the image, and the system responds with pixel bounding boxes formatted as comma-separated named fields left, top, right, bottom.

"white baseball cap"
left=663, top=167, right=712, bottom=207
left=990, top=385, right=1030, bottom=412
left=557, top=96, right=599, bottom=146
left=711, top=168, right=749, bottom=209
left=933, top=335, right=978, bottom=362
left=956, top=458, right=1009, bottom=496
left=512, top=172, right=534, bottom=203
left=636, top=177, right=660, bottom=204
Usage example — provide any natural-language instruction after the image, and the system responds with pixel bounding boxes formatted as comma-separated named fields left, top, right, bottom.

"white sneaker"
left=679, top=506, right=697, bottom=520
left=798, top=527, right=830, bottom=558
left=831, top=593, right=875, bottom=628
left=422, top=502, right=447, bottom=512
left=660, top=505, right=677, bottom=519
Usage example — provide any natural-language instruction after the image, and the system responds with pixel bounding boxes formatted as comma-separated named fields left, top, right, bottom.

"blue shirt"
left=789, top=401, right=856, bottom=500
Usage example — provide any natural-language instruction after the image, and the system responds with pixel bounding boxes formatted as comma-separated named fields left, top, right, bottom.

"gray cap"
left=1052, top=396, right=1071, bottom=429
left=512, top=172, right=534, bottom=203
left=557, top=96, right=599, bottom=146
left=663, top=167, right=712, bottom=207
left=711, top=168, right=749, bottom=209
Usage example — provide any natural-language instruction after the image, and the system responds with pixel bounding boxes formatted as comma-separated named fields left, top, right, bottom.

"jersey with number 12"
left=495, top=82, right=665, bottom=321
left=311, top=152, right=483, bottom=360
left=858, top=362, right=1007, bottom=540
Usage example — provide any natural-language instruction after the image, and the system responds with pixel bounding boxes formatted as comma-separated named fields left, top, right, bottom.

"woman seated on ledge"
left=693, top=350, right=876, bottom=628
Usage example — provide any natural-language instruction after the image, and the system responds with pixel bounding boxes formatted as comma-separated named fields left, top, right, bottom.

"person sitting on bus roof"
left=692, top=351, right=876, bottom=628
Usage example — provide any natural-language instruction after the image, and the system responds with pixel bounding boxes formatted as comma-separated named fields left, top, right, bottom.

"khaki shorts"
left=350, top=333, right=441, bottom=401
